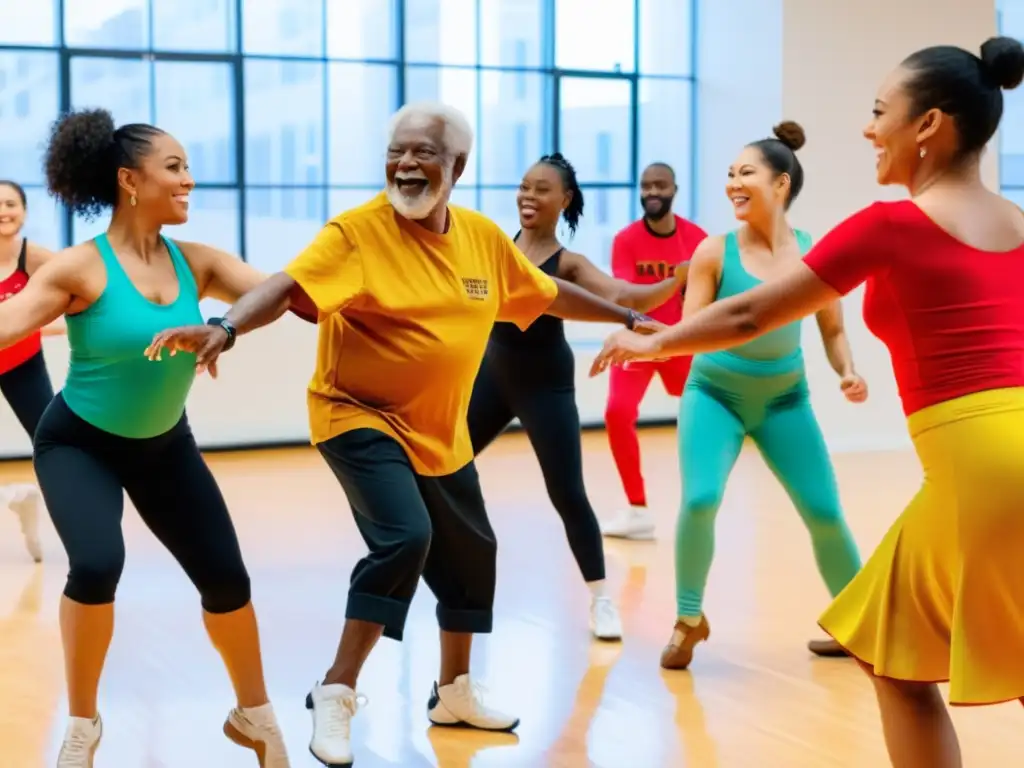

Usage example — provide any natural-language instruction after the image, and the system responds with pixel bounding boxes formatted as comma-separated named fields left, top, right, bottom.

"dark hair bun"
left=980, top=36, right=1024, bottom=90
left=772, top=121, right=806, bottom=152
left=44, top=108, right=118, bottom=219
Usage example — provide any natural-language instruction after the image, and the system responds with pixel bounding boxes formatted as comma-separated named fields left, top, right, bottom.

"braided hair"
left=537, top=153, right=584, bottom=236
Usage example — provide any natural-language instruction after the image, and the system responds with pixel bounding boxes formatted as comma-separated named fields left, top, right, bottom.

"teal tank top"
left=711, top=229, right=813, bottom=363
left=62, top=234, right=203, bottom=439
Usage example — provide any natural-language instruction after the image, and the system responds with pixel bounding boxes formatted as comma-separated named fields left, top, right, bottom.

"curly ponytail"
left=44, top=108, right=165, bottom=221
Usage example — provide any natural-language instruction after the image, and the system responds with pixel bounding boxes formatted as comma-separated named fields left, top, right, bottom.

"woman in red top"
left=591, top=36, right=1024, bottom=767
left=0, top=180, right=64, bottom=563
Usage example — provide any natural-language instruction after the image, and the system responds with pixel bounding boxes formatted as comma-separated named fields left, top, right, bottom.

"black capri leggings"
left=468, top=341, right=606, bottom=583
left=0, top=350, right=55, bottom=440
left=33, top=394, right=251, bottom=612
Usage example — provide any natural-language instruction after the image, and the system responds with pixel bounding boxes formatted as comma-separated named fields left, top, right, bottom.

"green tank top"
left=62, top=234, right=203, bottom=439
left=713, top=228, right=813, bottom=362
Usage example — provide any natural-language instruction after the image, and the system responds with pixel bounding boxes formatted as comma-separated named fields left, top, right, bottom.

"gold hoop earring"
left=129, top=195, right=137, bottom=207
left=919, top=146, right=927, bottom=159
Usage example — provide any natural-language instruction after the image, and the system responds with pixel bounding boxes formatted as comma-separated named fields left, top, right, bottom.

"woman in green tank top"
left=0, top=109, right=295, bottom=766
left=642, top=123, right=867, bottom=671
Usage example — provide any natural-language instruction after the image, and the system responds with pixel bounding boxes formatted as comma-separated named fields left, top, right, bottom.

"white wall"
left=783, top=0, right=998, bottom=451
left=692, top=0, right=784, bottom=237
left=692, top=0, right=997, bottom=453
left=0, top=0, right=1001, bottom=458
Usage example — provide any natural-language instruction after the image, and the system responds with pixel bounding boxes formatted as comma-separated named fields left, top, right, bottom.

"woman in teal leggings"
left=660, top=122, right=867, bottom=670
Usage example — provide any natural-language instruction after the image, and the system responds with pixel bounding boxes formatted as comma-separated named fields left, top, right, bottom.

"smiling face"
left=0, top=184, right=25, bottom=239
left=385, top=114, right=463, bottom=220
left=863, top=67, right=930, bottom=187
left=117, top=132, right=194, bottom=225
left=517, top=162, right=568, bottom=232
left=640, top=164, right=676, bottom=221
left=725, top=146, right=787, bottom=222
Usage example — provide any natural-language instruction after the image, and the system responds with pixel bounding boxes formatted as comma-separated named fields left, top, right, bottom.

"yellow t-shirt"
left=284, top=192, right=559, bottom=477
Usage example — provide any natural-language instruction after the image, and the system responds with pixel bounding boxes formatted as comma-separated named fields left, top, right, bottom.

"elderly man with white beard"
left=144, top=101, right=659, bottom=767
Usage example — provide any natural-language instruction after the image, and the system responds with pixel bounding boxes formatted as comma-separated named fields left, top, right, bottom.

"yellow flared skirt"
left=820, top=387, right=1024, bottom=706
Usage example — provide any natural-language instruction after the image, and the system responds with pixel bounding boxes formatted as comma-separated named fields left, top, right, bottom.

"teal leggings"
left=675, top=353, right=862, bottom=617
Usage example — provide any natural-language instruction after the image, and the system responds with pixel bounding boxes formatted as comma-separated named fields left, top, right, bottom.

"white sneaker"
left=600, top=506, right=656, bottom=541
left=305, top=682, right=364, bottom=767
left=8, top=484, right=42, bottom=562
left=56, top=714, right=102, bottom=767
left=590, top=596, right=623, bottom=641
left=427, top=674, right=519, bottom=732
left=223, top=702, right=291, bottom=767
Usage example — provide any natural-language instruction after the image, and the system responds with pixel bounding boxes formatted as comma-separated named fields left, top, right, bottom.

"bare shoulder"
left=54, top=242, right=103, bottom=272
left=999, top=196, right=1024, bottom=232
left=690, top=234, right=726, bottom=269
left=562, top=247, right=586, bottom=260
left=23, top=241, right=58, bottom=275
left=169, top=239, right=228, bottom=289
left=557, top=248, right=590, bottom=276
left=41, top=242, right=104, bottom=295
left=171, top=239, right=231, bottom=268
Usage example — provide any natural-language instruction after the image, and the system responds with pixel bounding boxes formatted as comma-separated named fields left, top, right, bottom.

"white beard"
left=386, top=167, right=453, bottom=221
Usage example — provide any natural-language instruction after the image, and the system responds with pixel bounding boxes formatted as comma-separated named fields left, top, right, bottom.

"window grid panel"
left=0, top=0, right=698, bottom=268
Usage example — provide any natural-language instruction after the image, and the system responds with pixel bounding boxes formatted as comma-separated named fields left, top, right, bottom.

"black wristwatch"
left=207, top=317, right=237, bottom=352
left=625, top=309, right=648, bottom=331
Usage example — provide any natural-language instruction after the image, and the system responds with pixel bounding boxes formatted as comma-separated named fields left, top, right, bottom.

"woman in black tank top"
left=468, top=154, right=684, bottom=642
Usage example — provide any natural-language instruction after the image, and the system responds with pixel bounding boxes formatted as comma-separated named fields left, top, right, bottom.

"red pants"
left=604, top=357, right=692, bottom=507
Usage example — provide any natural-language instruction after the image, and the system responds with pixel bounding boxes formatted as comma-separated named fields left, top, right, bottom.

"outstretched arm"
left=146, top=222, right=360, bottom=370
left=0, top=258, right=75, bottom=350
left=144, top=272, right=313, bottom=372
left=546, top=276, right=635, bottom=325
left=495, top=231, right=659, bottom=332
left=650, top=240, right=836, bottom=358
left=24, top=243, right=67, bottom=336
left=560, top=250, right=685, bottom=313
left=545, top=277, right=663, bottom=332
left=588, top=202, right=894, bottom=375
left=176, top=240, right=317, bottom=327
left=223, top=272, right=309, bottom=334
left=591, top=262, right=840, bottom=373
left=666, top=263, right=837, bottom=351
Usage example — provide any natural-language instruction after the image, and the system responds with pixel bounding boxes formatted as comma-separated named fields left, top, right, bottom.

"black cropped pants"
left=318, top=428, right=497, bottom=642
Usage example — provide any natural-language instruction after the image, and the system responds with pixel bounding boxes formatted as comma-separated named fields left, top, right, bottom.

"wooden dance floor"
left=0, top=427, right=1021, bottom=767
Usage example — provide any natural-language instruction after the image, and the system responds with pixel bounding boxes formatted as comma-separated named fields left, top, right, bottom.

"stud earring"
left=919, top=146, right=927, bottom=159
left=130, top=195, right=137, bottom=207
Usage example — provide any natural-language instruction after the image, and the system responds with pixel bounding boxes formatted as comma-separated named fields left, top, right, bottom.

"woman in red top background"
left=591, top=36, right=1024, bottom=768
left=0, top=180, right=64, bottom=563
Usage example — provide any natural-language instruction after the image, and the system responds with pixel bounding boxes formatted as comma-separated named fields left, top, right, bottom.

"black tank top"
left=489, top=243, right=566, bottom=349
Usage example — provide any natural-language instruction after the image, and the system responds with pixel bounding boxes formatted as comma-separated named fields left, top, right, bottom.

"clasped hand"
left=144, top=325, right=229, bottom=378
left=589, top=320, right=668, bottom=377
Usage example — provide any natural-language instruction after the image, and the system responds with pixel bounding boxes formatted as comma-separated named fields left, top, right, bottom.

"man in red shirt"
left=601, top=163, right=707, bottom=540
